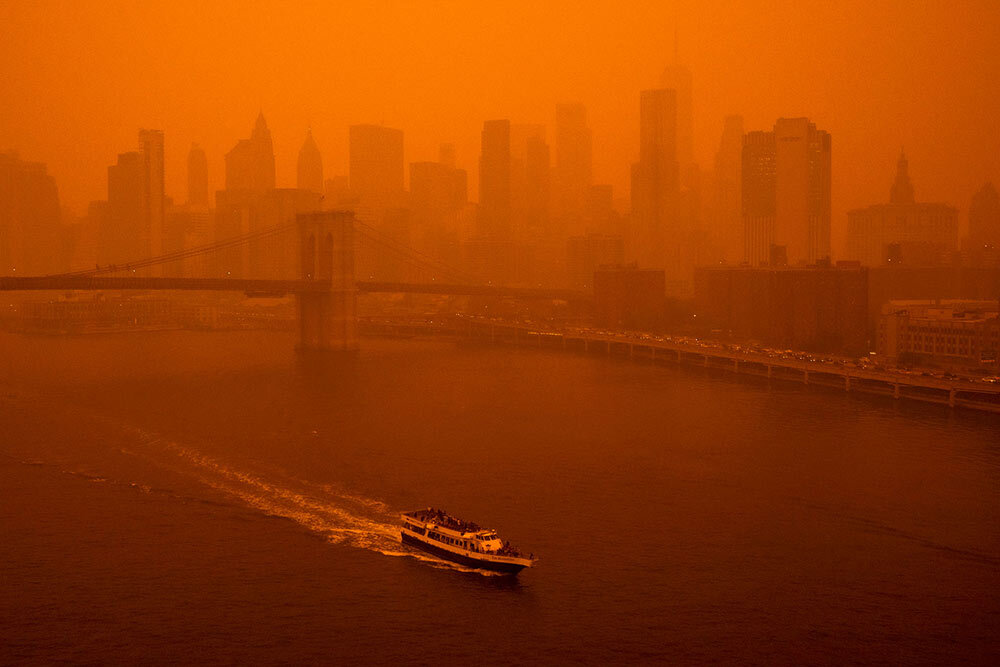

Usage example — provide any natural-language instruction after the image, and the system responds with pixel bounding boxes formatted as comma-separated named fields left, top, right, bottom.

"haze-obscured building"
left=349, top=124, right=404, bottom=224
left=845, top=152, right=958, bottom=266
left=0, top=151, right=62, bottom=275
left=554, top=103, right=592, bottom=236
left=566, top=234, right=624, bottom=291
left=878, top=300, right=999, bottom=369
left=225, top=113, right=275, bottom=193
left=742, top=118, right=831, bottom=266
left=630, top=89, right=679, bottom=275
left=594, top=263, right=665, bottom=330
left=297, top=129, right=324, bottom=195
left=694, top=264, right=868, bottom=354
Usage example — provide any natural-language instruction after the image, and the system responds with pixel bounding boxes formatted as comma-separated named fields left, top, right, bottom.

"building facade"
left=742, top=118, right=831, bottom=266
left=846, top=152, right=958, bottom=266
left=878, top=300, right=1000, bottom=368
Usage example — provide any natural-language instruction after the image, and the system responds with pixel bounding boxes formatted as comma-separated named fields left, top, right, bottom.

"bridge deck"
left=0, top=276, right=588, bottom=301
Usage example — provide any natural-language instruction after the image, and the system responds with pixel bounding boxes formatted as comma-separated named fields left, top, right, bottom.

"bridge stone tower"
left=297, top=211, right=358, bottom=352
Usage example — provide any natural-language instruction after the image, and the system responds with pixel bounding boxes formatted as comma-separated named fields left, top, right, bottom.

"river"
left=1, top=330, right=998, bottom=664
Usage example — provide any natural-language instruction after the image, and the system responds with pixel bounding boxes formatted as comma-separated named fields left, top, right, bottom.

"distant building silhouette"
left=349, top=124, right=404, bottom=223
left=742, top=118, right=831, bottom=266
left=846, top=152, right=958, bottom=266
left=0, top=151, right=61, bottom=275
left=225, top=112, right=276, bottom=193
left=968, top=182, right=999, bottom=249
left=630, top=89, right=679, bottom=276
left=297, top=129, right=324, bottom=195
left=708, top=115, right=743, bottom=264
left=510, top=123, right=550, bottom=239
left=554, top=103, right=592, bottom=235
left=104, top=150, right=145, bottom=264
left=660, top=60, right=694, bottom=183
left=478, top=119, right=512, bottom=240
left=409, top=156, right=467, bottom=266
left=187, top=143, right=208, bottom=207
left=139, top=129, right=165, bottom=265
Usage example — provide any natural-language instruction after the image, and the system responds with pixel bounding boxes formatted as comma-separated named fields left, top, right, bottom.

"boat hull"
left=401, top=532, right=528, bottom=574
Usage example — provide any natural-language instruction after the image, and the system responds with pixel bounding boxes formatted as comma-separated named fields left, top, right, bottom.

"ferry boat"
left=400, top=508, right=537, bottom=574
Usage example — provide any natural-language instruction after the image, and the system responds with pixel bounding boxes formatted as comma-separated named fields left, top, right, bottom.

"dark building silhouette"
left=968, top=182, right=999, bottom=250
left=694, top=264, right=869, bottom=354
left=297, top=129, right=324, bottom=195
left=349, top=124, right=404, bottom=224
left=0, top=151, right=61, bottom=275
left=567, top=234, right=625, bottom=290
left=478, top=119, right=512, bottom=240
left=708, top=115, right=743, bottom=264
left=225, top=113, right=276, bottom=193
left=742, top=118, right=831, bottom=266
left=187, top=143, right=208, bottom=207
left=103, top=150, right=145, bottom=264
left=594, top=263, right=666, bottom=330
left=409, top=156, right=467, bottom=265
left=509, top=123, right=550, bottom=241
left=554, top=103, right=592, bottom=235
left=846, top=152, right=958, bottom=266
left=139, top=129, right=165, bottom=263
left=630, top=89, right=679, bottom=277
left=660, top=58, right=694, bottom=187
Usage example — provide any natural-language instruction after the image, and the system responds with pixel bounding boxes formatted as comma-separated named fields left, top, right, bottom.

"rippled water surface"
left=2, top=331, right=998, bottom=664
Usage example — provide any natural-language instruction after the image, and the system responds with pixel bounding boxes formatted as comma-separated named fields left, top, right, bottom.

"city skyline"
left=1, top=2, right=997, bottom=253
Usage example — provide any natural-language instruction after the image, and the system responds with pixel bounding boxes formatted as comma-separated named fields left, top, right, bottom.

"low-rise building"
left=877, top=300, right=999, bottom=368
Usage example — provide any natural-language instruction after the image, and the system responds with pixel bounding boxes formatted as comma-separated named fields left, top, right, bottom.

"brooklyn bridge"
left=0, top=211, right=589, bottom=351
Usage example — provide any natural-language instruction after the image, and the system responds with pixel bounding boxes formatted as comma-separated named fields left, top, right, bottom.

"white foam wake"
left=116, top=425, right=506, bottom=576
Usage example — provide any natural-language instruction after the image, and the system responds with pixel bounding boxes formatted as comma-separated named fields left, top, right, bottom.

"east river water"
left=1, top=330, right=998, bottom=664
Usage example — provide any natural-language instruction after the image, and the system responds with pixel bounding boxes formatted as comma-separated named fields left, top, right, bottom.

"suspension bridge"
left=0, top=211, right=587, bottom=351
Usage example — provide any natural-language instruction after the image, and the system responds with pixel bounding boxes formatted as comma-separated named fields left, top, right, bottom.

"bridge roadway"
left=452, top=318, right=1000, bottom=413
left=0, top=276, right=588, bottom=301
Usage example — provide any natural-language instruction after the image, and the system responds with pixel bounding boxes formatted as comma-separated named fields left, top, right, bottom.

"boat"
left=400, top=508, right=537, bottom=574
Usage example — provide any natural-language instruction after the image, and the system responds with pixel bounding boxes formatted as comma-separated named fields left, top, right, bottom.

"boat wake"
left=113, top=424, right=508, bottom=576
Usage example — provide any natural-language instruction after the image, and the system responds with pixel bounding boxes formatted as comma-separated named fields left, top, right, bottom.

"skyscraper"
left=710, top=115, right=743, bottom=263
left=187, top=143, right=208, bottom=207
left=554, top=103, right=592, bottom=234
left=139, top=129, right=165, bottom=261
left=630, top=89, right=679, bottom=273
left=0, top=151, right=61, bottom=274
left=478, top=119, right=512, bottom=239
left=742, top=118, right=831, bottom=266
left=225, top=112, right=276, bottom=193
left=510, top=123, right=549, bottom=238
left=349, top=124, right=404, bottom=222
left=104, top=151, right=145, bottom=263
left=297, top=129, right=324, bottom=195
left=660, top=62, right=693, bottom=178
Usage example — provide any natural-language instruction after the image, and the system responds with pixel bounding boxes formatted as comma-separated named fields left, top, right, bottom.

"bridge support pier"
left=296, top=211, right=358, bottom=353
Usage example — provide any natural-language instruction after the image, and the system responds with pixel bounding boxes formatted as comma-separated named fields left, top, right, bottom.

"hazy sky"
left=2, top=0, right=998, bottom=251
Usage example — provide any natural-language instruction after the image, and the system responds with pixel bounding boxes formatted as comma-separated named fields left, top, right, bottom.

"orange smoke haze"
left=1, top=0, right=998, bottom=251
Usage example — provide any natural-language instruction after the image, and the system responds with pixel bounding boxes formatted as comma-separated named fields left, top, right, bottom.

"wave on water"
left=113, top=424, right=507, bottom=576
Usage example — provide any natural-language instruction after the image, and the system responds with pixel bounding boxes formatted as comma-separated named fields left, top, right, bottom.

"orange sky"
left=2, top=0, right=998, bottom=252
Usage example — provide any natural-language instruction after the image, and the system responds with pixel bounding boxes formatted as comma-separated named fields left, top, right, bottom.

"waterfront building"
left=0, top=151, right=62, bottom=275
left=593, top=263, right=666, bottom=330
left=845, top=152, right=958, bottom=266
left=878, top=300, right=999, bottom=368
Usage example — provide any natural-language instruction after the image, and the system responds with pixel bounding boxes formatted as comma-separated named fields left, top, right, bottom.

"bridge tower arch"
left=296, top=211, right=358, bottom=352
